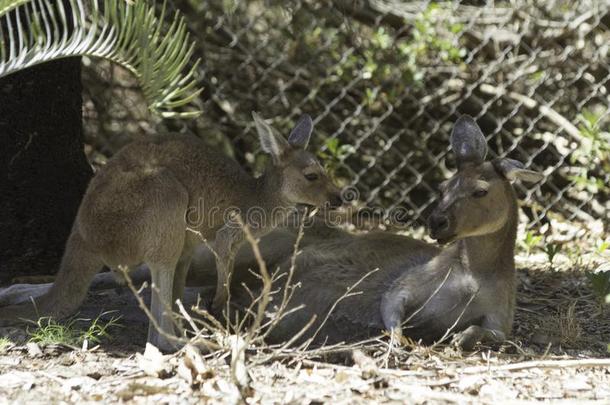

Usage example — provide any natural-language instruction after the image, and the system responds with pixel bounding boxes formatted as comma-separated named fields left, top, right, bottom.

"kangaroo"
left=229, top=115, right=543, bottom=349
left=0, top=112, right=342, bottom=351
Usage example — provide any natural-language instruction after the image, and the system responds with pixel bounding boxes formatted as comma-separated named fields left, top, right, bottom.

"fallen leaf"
left=177, top=344, right=214, bottom=387
left=136, top=343, right=172, bottom=378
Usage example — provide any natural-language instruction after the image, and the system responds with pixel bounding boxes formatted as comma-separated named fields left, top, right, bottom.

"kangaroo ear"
left=493, top=158, right=544, bottom=183
left=288, top=114, right=313, bottom=149
left=252, top=112, right=289, bottom=162
left=450, top=115, right=487, bottom=168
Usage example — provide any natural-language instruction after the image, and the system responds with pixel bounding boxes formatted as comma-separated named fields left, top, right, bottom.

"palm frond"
left=0, top=0, right=202, bottom=118
left=0, top=0, right=29, bottom=16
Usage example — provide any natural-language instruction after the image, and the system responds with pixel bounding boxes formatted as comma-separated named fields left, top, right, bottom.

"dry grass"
left=0, top=266, right=608, bottom=403
left=557, top=302, right=583, bottom=347
left=105, top=219, right=610, bottom=404
left=536, top=301, right=583, bottom=348
left=0, top=220, right=608, bottom=403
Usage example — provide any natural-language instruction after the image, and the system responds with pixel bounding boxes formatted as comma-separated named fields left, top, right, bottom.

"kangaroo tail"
left=0, top=227, right=103, bottom=323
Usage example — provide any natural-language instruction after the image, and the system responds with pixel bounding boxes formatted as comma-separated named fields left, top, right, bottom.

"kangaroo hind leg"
left=143, top=169, right=190, bottom=351
left=0, top=229, right=104, bottom=323
left=147, top=260, right=181, bottom=352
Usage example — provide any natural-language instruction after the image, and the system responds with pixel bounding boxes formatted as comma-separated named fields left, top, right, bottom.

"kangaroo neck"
left=457, top=199, right=518, bottom=276
left=241, top=168, right=291, bottom=228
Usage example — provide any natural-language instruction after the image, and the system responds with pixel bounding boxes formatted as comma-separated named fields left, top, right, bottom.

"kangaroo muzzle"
left=428, top=212, right=455, bottom=243
left=328, top=192, right=343, bottom=208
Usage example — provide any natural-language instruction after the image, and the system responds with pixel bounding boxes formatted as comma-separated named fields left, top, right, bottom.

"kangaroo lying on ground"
left=0, top=112, right=341, bottom=351
left=226, top=116, right=542, bottom=349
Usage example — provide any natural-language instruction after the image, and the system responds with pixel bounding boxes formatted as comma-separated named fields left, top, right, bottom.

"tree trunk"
left=0, top=58, right=92, bottom=285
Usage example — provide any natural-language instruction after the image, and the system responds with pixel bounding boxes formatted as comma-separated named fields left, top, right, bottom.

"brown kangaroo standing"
left=0, top=112, right=342, bottom=351
left=231, top=116, right=542, bottom=349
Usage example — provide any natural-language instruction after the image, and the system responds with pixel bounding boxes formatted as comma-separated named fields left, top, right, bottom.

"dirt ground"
left=0, top=258, right=609, bottom=404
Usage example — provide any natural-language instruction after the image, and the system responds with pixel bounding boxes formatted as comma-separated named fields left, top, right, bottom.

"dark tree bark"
left=0, top=58, right=92, bottom=285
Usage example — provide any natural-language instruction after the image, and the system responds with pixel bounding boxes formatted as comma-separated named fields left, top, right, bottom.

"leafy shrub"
left=586, top=270, right=610, bottom=312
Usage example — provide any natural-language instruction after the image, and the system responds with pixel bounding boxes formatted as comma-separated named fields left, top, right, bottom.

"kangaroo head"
left=428, top=115, right=543, bottom=244
left=252, top=112, right=342, bottom=209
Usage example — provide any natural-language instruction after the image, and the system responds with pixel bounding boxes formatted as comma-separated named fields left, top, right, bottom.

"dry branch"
left=463, top=358, right=610, bottom=374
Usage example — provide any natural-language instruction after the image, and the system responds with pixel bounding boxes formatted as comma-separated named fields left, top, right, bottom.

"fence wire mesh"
left=82, top=0, right=610, bottom=233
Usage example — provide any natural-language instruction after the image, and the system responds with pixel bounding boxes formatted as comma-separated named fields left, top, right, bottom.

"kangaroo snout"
left=327, top=190, right=343, bottom=208
left=428, top=212, right=454, bottom=243
left=428, top=213, right=449, bottom=232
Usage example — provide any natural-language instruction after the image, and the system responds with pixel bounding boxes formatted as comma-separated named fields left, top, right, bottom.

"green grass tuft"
left=28, top=313, right=121, bottom=347
left=0, top=336, right=12, bottom=350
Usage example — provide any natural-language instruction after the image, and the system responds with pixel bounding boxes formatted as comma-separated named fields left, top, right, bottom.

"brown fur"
left=226, top=116, right=543, bottom=349
left=0, top=114, right=341, bottom=351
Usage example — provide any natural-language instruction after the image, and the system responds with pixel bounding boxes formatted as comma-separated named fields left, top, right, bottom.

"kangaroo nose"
left=429, top=214, right=449, bottom=233
left=329, top=193, right=343, bottom=208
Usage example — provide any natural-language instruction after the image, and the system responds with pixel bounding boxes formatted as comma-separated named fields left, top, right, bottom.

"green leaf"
left=586, top=270, right=610, bottom=300
left=324, top=138, right=339, bottom=156
left=0, top=0, right=202, bottom=118
left=0, top=0, right=30, bottom=15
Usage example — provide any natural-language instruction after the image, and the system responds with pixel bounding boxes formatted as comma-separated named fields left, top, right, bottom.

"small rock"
left=456, top=375, right=484, bottom=393
left=87, top=371, right=102, bottom=380
left=26, top=342, right=43, bottom=357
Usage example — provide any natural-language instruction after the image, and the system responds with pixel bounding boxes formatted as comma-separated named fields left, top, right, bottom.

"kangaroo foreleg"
left=451, top=325, right=506, bottom=350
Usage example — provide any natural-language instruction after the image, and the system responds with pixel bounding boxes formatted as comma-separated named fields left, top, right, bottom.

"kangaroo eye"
left=472, top=189, right=488, bottom=198
left=304, top=173, right=319, bottom=181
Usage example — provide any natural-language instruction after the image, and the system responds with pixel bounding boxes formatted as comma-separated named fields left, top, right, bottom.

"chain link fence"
left=82, top=0, right=610, bottom=234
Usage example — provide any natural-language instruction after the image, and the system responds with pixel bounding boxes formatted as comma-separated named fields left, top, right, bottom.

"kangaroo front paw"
left=452, top=325, right=505, bottom=350
left=452, top=326, right=482, bottom=350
